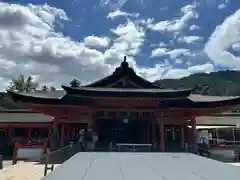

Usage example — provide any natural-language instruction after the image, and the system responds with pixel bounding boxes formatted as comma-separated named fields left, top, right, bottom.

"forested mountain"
left=155, top=70, right=240, bottom=96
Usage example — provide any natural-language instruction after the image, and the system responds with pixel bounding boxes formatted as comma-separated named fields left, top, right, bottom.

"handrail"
left=27, top=141, right=77, bottom=163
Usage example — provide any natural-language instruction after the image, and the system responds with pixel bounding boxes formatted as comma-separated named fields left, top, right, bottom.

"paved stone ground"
left=3, top=160, right=12, bottom=168
left=229, top=162, right=240, bottom=166
left=42, top=152, right=240, bottom=180
left=0, top=162, right=60, bottom=180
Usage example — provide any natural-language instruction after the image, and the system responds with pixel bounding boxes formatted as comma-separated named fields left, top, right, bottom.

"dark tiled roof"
left=0, top=112, right=53, bottom=123
left=7, top=90, right=66, bottom=99
left=85, top=57, right=161, bottom=89
left=61, top=85, right=192, bottom=98
left=189, top=94, right=239, bottom=102
left=67, top=87, right=190, bottom=93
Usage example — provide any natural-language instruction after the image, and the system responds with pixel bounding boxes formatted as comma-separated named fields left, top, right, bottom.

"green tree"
left=69, top=79, right=81, bottom=88
left=9, top=75, right=38, bottom=92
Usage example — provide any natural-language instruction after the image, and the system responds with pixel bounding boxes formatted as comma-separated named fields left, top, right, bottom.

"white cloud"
left=189, top=24, right=200, bottom=31
left=163, top=63, right=214, bottom=79
left=218, top=4, right=227, bottom=9
left=105, top=21, right=145, bottom=65
left=100, top=0, right=128, bottom=10
left=151, top=48, right=168, bottom=58
left=107, top=10, right=139, bottom=20
left=0, top=2, right=218, bottom=91
left=232, top=43, right=240, bottom=51
left=0, top=2, right=112, bottom=90
left=204, top=9, right=240, bottom=68
left=84, top=36, right=110, bottom=48
left=218, top=0, right=229, bottom=9
left=137, top=62, right=214, bottom=81
left=167, top=48, right=191, bottom=59
left=148, top=4, right=198, bottom=33
left=178, top=36, right=203, bottom=44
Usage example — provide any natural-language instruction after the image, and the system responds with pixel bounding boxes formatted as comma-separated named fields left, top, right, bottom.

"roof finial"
left=124, top=56, right=127, bottom=62
left=121, top=56, right=129, bottom=68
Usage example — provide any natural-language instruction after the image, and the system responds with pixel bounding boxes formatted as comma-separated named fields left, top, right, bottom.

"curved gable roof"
left=85, top=57, right=161, bottom=89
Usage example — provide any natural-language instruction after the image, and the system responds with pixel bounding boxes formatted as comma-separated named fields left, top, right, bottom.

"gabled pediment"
left=85, top=57, right=160, bottom=89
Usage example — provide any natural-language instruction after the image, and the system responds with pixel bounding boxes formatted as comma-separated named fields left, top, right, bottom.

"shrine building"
left=6, top=57, right=240, bottom=152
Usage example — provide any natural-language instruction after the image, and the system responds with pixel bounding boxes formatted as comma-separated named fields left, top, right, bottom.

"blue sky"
left=0, top=0, right=239, bottom=90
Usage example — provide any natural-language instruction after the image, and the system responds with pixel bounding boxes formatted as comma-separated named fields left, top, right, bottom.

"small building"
left=6, top=57, right=240, bottom=152
left=0, top=109, right=52, bottom=156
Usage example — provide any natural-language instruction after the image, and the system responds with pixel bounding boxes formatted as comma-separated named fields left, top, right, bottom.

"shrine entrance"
left=164, top=125, right=182, bottom=152
left=96, top=119, right=150, bottom=150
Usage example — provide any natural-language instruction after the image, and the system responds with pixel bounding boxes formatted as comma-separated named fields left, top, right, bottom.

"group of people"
left=77, top=128, right=98, bottom=151
left=197, top=130, right=212, bottom=156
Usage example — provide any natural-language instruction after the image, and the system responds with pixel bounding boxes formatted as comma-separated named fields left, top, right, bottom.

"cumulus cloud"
left=84, top=36, right=110, bottom=48
left=100, top=0, right=128, bottom=10
left=105, top=21, right=145, bottom=65
left=189, top=24, right=200, bottom=31
left=148, top=4, right=198, bottom=33
left=232, top=43, right=240, bottom=51
left=151, top=48, right=168, bottom=58
left=167, top=49, right=191, bottom=59
left=163, top=63, right=214, bottom=79
left=107, top=10, right=139, bottom=20
left=0, top=2, right=112, bottom=90
left=205, top=9, right=240, bottom=68
left=178, top=36, right=203, bottom=44
left=0, top=2, right=219, bottom=91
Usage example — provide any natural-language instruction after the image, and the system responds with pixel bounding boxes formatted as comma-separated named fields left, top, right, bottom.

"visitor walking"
left=92, top=131, right=98, bottom=151
left=77, top=129, right=85, bottom=151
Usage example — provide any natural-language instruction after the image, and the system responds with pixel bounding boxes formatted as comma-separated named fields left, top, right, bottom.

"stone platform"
left=42, top=152, right=240, bottom=180
left=0, top=162, right=60, bottom=180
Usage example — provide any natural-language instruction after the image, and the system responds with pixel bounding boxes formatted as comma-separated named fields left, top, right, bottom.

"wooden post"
left=172, top=127, right=175, bottom=140
left=146, top=123, right=150, bottom=143
left=27, top=128, right=32, bottom=144
left=159, top=121, right=165, bottom=152
left=152, top=122, right=156, bottom=148
left=67, top=124, right=70, bottom=142
left=60, top=123, right=65, bottom=147
left=191, top=118, right=197, bottom=149
left=181, top=125, right=185, bottom=149
left=8, top=127, right=12, bottom=138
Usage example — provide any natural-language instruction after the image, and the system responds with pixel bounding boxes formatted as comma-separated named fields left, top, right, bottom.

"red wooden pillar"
left=7, top=127, right=12, bottom=138
left=159, top=121, right=165, bottom=152
left=60, top=123, right=65, bottom=147
left=172, top=127, right=175, bottom=140
left=191, top=118, right=197, bottom=146
left=146, top=123, right=150, bottom=143
left=152, top=122, right=156, bottom=148
left=27, top=128, right=32, bottom=144
left=181, top=125, right=185, bottom=149
left=66, top=124, right=70, bottom=141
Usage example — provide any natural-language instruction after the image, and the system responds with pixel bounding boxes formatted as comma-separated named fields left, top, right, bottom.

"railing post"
left=109, top=142, right=112, bottom=152
left=184, top=142, right=188, bottom=152
left=44, top=154, right=54, bottom=176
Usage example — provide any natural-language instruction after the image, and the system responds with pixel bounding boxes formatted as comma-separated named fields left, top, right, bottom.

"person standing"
left=77, top=129, right=85, bottom=151
left=92, top=131, right=98, bottom=151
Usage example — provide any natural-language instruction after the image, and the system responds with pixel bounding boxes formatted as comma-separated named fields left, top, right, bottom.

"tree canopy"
left=69, top=79, right=81, bottom=88
left=9, top=75, right=38, bottom=92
